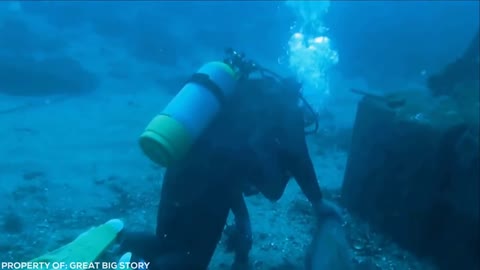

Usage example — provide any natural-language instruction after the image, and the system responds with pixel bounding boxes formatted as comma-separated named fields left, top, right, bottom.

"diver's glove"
left=224, top=219, right=253, bottom=264
left=313, top=199, right=343, bottom=223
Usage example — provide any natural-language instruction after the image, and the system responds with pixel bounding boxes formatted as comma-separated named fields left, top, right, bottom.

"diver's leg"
left=227, top=193, right=253, bottom=264
left=118, top=231, right=161, bottom=261
left=154, top=174, right=233, bottom=270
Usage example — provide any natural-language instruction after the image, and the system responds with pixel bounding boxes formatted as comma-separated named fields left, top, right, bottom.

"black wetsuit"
left=120, top=77, right=323, bottom=269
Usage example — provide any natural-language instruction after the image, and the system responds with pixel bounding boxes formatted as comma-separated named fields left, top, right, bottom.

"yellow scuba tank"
left=139, top=61, right=238, bottom=167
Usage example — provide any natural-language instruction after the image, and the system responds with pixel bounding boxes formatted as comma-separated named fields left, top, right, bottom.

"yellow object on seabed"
left=26, top=219, right=124, bottom=269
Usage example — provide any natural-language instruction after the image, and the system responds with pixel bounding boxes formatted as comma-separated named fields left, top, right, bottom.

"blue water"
left=0, top=1, right=478, bottom=269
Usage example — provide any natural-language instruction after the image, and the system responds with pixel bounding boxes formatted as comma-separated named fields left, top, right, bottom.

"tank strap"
left=187, top=73, right=225, bottom=104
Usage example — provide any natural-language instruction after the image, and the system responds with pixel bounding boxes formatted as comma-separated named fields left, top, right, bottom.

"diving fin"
left=30, top=219, right=124, bottom=264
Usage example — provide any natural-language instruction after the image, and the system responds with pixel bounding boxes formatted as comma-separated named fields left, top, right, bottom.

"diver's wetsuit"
left=230, top=77, right=323, bottom=204
left=120, top=77, right=323, bottom=270
left=248, top=91, right=322, bottom=203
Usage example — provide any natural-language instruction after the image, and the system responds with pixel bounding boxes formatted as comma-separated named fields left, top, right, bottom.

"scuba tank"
left=139, top=61, right=238, bottom=167
left=139, top=48, right=319, bottom=167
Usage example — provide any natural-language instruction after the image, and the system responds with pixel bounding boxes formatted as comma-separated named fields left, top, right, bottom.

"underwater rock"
left=0, top=55, right=99, bottom=96
left=427, top=29, right=479, bottom=98
left=306, top=218, right=353, bottom=270
left=22, top=171, right=46, bottom=181
left=342, top=91, right=479, bottom=270
left=0, top=16, right=67, bottom=56
left=2, top=212, right=23, bottom=234
left=0, top=16, right=98, bottom=96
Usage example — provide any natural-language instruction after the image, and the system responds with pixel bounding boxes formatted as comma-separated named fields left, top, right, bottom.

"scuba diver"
left=119, top=49, right=342, bottom=269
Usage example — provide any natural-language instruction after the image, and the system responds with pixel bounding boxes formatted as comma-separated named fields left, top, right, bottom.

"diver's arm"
left=287, top=139, right=323, bottom=204
left=282, top=108, right=323, bottom=204
left=283, top=107, right=343, bottom=222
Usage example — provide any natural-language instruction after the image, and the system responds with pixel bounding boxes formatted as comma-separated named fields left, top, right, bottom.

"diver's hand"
left=313, top=199, right=343, bottom=223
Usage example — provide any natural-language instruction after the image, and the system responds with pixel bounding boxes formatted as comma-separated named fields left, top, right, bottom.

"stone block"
left=342, top=90, right=479, bottom=270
